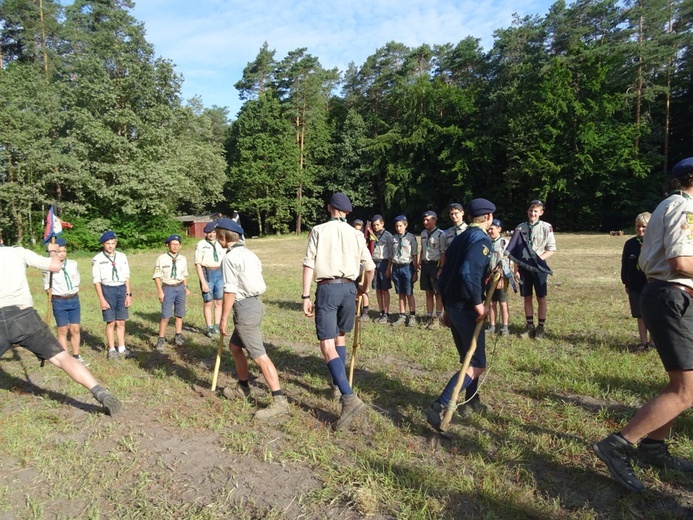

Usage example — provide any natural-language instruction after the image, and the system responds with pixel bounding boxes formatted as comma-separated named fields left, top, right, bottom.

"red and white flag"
left=43, top=206, right=63, bottom=243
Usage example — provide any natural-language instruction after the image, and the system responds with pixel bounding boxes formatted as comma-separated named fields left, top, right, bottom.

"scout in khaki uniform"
left=515, top=200, right=557, bottom=339
left=216, top=219, right=289, bottom=419
left=593, top=157, right=693, bottom=492
left=390, top=215, right=418, bottom=327
left=1, top=243, right=121, bottom=415
left=443, top=203, right=468, bottom=245
left=153, top=234, right=191, bottom=352
left=302, top=193, right=375, bottom=430
left=419, top=210, right=447, bottom=329
left=194, top=221, right=225, bottom=337
left=43, top=237, right=88, bottom=365
left=92, top=231, right=132, bottom=360
left=352, top=219, right=370, bottom=321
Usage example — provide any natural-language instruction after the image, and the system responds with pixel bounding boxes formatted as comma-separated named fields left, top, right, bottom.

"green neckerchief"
left=62, top=261, right=73, bottom=291
left=397, top=233, right=406, bottom=257
left=469, top=223, right=488, bottom=235
left=527, top=220, right=540, bottom=244
left=102, top=251, right=119, bottom=281
left=455, top=224, right=464, bottom=237
left=671, top=190, right=693, bottom=200
left=206, top=238, right=219, bottom=262
left=167, top=252, right=178, bottom=279
left=424, top=227, right=439, bottom=254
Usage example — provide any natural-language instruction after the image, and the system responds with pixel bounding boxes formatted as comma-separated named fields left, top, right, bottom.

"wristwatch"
left=301, top=295, right=311, bottom=300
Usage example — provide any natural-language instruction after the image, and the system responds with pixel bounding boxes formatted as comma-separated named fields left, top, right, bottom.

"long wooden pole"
left=348, top=293, right=363, bottom=387
left=211, top=332, right=224, bottom=391
left=439, top=269, right=502, bottom=432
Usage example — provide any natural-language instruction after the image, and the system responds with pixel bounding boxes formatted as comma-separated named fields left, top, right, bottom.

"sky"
left=126, top=0, right=556, bottom=119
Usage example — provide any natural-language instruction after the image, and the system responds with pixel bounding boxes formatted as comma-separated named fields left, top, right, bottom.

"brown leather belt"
left=317, top=278, right=353, bottom=286
left=650, top=279, right=693, bottom=298
left=52, top=293, right=78, bottom=300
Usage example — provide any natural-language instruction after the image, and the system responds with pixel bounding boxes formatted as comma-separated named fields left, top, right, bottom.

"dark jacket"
left=439, top=226, right=492, bottom=307
left=621, top=236, right=647, bottom=293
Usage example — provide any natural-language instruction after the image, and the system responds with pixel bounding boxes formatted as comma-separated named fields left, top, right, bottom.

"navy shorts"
left=51, top=295, right=81, bottom=327
left=101, top=284, right=128, bottom=322
left=201, top=267, right=224, bottom=302
left=628, top=290, right=642, bottom=319
left=641, top=281, right=693, bottom=371
left=372, top=260, right=392, bottom=291
left=519, top=267, right=548, bottom=298
left=162, top=284, right=186, bottom=319
left=314, top=282, right=357, bottom=341
left=392, top=263, right=414, bottom=296
left=420, top=262, right=440, bottom=293
left=0, top=306, right=64, bottom=361
left=447, top=304, right=486, bottom=368
left=230, top=297, right=266, bottom=359
left=491, top=288, right=509, bottom=303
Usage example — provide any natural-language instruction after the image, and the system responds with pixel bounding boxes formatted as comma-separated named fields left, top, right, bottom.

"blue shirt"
left=439, top=226, right=492, bottom=307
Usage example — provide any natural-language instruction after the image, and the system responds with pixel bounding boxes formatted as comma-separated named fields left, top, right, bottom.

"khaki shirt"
left=222, top=244, right=267, bottom=301
left=420, top=228, right=447, bottom=263
left=640, top=193, right=693, bottom=289
left=194, top=239, right=224, bottom=268
left=392, top=232, right=418, bottom=265
left=444, top=223, right=468, bottom=248
left=515, top=221, right=557, bottom=256
left=43, top=259, right=80, bottom=296
left=153, top=253, right=189, bottom=285
left=303, top=220, right=375, bottom=282
left=92, top=250, right=130, bottom=286
left=372, top=230, right=393, bottom=261
left=0, top=247, right=52, bottom=309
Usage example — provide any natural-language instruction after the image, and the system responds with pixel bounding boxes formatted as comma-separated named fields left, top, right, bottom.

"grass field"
left=1, top=233, right=693, bottom=519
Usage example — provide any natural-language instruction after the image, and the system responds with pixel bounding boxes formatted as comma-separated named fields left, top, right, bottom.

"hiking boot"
left=424, top=401, right=444, bottom=432
left=425, top=317, right=440, bottom=330
left=636, top=441, right=693, bottom=472
left=91, top=385, right=122, bottom=416
left=205, top=327, right=215, bottom=338
left=535, top=325, right=546, bottom=339
left=174, top=333, right=185, bottom=347
left=255, top=395, right=290, bottom=419
left=486, top=324, right=496, bottom=335
left=459, top=396, right=489, bottom=420
left=330, top=384, right=341, bottom=400
left=391, top=314, right=406, bottom=327
left=593, top=433, right=645, bottom=492
left=107, top=349, right=118, bottom=361
left=332, top=394, right=366, bottom=431
left=520, top=324, right=536, bottom=339
left=222, top=383, right=251, bottom=401
left=500, top=326, right=510, bottom=337
left=374, top=313, right=389, bottom=324
left=405, top=315, right=416, bottom=327
left=118, top=347, right=133, bottom=358
left=73, top=354, right=90, bottom=367
left=359, top=312, right=369, bottom=322
left=155, top=337, right=166, bottom=352
left=213, top=324, right=221, bottom=335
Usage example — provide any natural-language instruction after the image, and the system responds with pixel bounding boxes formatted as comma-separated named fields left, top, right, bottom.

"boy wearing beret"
left=92, top=231, right=132, bottom=360
left=420, top=210, right=447, bottom=329
left=217, top=219, right=289, bottom=419
left=370, top=215, right=393, bottom=324
left=194, top=221, right=225, bottom=337
left=43, top=237, right=88, bottom=365
left=153, top=235, right=191, bottom=352
left=390, top=215, right=418, bottom=327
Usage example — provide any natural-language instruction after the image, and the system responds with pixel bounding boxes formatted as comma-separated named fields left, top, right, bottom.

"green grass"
left=2, top=233, right=693, bottom=519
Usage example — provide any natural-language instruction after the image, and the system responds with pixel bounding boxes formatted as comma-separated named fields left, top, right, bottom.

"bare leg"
left=253, top=354, right=281, bottom=392
left=158, top=318, right=168, bottom=338
left=500, top=301, right=509, bottom=326
left=489, top=302, right=498, bottom=327
left=56, top=325, right=69, bottom=352
left=523, top=296, right=534, bottom=319
left=434, top=292, right=443, bottom=313
left=115, top=320, right=126, bottom=346
left=213, top=299, right=222, bottom=326
left=203, top=300, right=213, bottom=327
left=174, top=316, right=183, bottom=334
left=407, top=294, right=416, bottom=314
left=537, top=296, right=547, bottom=321
left=637, top=318, right=649, bottom=344
left=105, top=321, right=116, bottom=349
left=68, top=323, right=81, bottom=356
left=425, top=291, right=434, bottom=315
left=230, top=342, right=250, bottom=380
left=48, top=351, right=98, bottom=390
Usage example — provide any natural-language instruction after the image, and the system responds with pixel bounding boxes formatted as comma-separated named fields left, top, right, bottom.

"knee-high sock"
left=327, top=358, right=353, bottom=395
left=332, top=345, right=348, bottom=386
left=438, top=373, right=473, bottom=407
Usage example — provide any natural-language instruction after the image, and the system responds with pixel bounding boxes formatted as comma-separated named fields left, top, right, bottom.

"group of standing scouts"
left=6, top=158, right=693, bottom=493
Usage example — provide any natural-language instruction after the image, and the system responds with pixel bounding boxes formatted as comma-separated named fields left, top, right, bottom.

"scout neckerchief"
left=206, top=238, right=219, bottom=262
left=671, top=190, right=693, bottom=200
left=397, top=232, right=407, bottom=258
left=61, top=261, right=73, bottom=291
left=424, top=227, right=439, bottom=256
left=168, top=252, right=178, bottom=279
left=455, top=224, right=464, bottom=237
left=102, top=251, right=119, bottom=281
left=527, top=220, right=540, bottom=245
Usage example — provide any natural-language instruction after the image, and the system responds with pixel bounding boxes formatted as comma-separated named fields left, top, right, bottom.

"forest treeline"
left=2, top=0, right=692, bottom=245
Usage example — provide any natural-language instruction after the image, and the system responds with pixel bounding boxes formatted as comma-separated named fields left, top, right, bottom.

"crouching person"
left=215, top=219, right=289, bottom=419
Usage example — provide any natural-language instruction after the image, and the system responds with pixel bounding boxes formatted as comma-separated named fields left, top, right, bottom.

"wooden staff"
left=439, top=268, right=502, bottom=432
left=348, top=271, right=366, bottom=387
left=211, top=332, right=224, bottom=391
left=44, top=236, right=55, bottom=324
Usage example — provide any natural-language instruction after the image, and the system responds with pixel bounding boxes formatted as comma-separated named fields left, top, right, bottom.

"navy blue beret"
left=491, top=219, right=503, bottom=228
left=352, top=219, right=363, bottom=226
left=394, top=214, right=407, bottom=223
left=203, top=221, right=217, bottom=233
left=216, top=218, right=244, bottom=235
left=467, top=198, right=496, bottom=218
left=371, top=214, right=383, bottom=223
left=449, top=203, right=463, bottom=211
left=528, top=199, right=544, bottom=209
left=423, top=210, right=437, bottom=219
left=55, top=237, right=67, bottom=247
left=99, top=230, right=116, bottom=243
left=329, top=192, right=353, bottom=213
left=165, top=234, right=182, bottom=244
left=673, top=157, right=693, bottom=179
